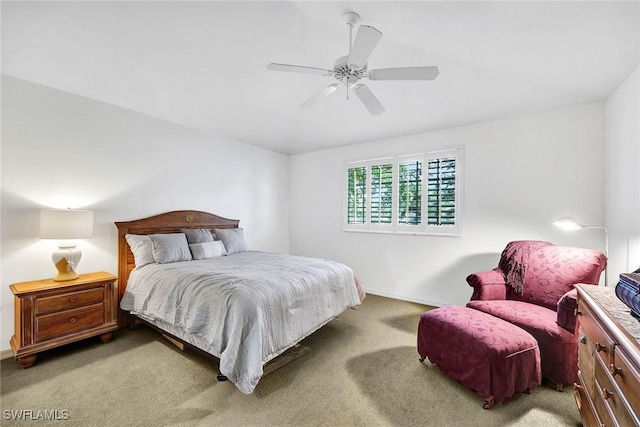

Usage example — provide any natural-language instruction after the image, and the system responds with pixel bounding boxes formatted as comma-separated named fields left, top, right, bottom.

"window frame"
left=343, top=148, right=462, bottom=237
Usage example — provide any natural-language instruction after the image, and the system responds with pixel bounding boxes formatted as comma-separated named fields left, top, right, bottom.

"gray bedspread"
left=120, top=251, right=363, bottom=394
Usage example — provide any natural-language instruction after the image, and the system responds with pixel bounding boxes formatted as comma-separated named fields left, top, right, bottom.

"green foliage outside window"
left=347, top=166, right=367, bottom=224
left=398, top=161, right=422, bottom=225
left=427, top=157, right=456, bottom=226
left=371, top=164, right=393, bottom=224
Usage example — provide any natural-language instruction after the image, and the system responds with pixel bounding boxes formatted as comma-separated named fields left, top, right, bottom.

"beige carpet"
left=1, top=294, right=581, bottom=427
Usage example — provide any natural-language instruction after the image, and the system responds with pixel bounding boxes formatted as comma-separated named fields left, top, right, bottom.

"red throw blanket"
left=498, top=240, right=553, bottom=295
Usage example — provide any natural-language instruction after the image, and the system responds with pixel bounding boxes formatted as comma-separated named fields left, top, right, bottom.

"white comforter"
left=120, top=251, right=362, bottom=394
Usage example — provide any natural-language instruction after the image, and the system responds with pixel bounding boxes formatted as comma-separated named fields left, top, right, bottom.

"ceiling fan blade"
left=267, top=63, right=333, bottom=76
left=353, top=84, right=385, bottom=115
left=348, top=25, right=383, bottom=68
left=300, top=84, right=340, bottom=109
left=368, top=66, right=439, bottom=81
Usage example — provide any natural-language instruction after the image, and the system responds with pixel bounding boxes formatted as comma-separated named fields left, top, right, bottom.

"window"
left=427, top=155, right=456, bottom=226
left=344, top=148, right=462, bottom=236
left=371, top=163, right=393, bottom=224
left=398, top=160, right=422, bottom=225
left=347, top=166, right=366, bottom=225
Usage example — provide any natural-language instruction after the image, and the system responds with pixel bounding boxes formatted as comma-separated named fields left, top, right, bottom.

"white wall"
left=605, top=66, right=640, bottom=281
left=0, top=75, right=290, bottom=352
left=290, top=104, right=606, bottom=307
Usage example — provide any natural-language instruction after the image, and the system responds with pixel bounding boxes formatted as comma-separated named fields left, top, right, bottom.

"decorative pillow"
left=125, top=234, right=155, bottom=268
left=149, top=233, right=192, bottom=264
left=213, top=228, right=249, bottom=255
left=189, top=241, right=227, bottom=260
left=181, top=228, right=214, bottom=244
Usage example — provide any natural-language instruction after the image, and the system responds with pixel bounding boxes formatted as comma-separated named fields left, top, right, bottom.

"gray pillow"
left=189, top=241, right=227, bottom=260
left=181, top=228, right=214, bottom=244
left=149, top=233, right=192, bottom=264
left=213, top=228, right=249, bottom=255
left=125, top=234, right=156, bottom=268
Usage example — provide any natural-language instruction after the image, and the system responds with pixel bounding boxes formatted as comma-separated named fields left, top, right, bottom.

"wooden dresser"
left=10, top=271, right=118, bottom=368
left=575, top=284, right=640, bottom=426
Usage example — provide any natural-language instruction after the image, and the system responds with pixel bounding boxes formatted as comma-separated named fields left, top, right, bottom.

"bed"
left=115, top=210, right=364, bottom=394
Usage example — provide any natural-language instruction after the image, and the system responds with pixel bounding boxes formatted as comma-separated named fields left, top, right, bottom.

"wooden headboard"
left=114, top=210, right=239, bottom=327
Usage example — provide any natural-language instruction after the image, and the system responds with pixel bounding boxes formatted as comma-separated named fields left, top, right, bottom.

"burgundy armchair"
left=466, top=240, right=607, bottom=389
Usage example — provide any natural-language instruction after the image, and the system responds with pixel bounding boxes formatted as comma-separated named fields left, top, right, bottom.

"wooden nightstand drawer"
left=35, top=287, right=105, bottom=315
left=35, top=303, right=105, bottom=342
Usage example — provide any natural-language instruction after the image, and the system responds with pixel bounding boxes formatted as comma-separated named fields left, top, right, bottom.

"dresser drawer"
left=578, top=326, right=596, bottom=397
left=594, top=354, right=637, bottom=427
left=611, top=346, right=640, bottom=425
left=593, top=374, right=617, bottom=427
left=576, top=285, right=640, bottom=427
left=35, top=287, right=105, bottom=314
left=575, top=370, right=601, bottom=427
left=35, top=303, right=105, bottom=342
left=579, top=300, right=615, bottom=365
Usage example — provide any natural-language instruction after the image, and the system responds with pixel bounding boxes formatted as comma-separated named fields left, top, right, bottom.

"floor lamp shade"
left=40, top=209, right=94, bottom=281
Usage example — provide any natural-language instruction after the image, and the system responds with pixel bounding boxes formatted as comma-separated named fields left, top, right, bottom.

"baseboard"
left=1, top=348, right=14, bottom=360
left=363, top=288, right=449, bottom=308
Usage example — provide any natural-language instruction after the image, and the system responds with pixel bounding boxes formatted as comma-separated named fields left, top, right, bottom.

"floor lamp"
left=554, top=216, right=609, bottom=286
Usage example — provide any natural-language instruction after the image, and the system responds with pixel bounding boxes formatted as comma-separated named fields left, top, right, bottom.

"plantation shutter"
left=371, top=164, right=393, bottom=224
left=398, top=160, right=422, bottom=225
left=347, top=166, right=367, bottom=224
left=427, top=156, right=456, bottom=226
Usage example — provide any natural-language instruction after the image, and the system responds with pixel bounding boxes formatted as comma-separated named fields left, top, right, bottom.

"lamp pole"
left=553, top=217, right=609, bottom=287
left=583, top=225, right=609, bottom=287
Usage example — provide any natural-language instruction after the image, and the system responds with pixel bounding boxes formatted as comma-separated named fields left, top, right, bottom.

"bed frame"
left=115, top=210, right=239, bottom=328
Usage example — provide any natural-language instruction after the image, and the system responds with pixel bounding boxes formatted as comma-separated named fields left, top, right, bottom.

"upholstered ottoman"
left=417, top=306, right=541, bottom=409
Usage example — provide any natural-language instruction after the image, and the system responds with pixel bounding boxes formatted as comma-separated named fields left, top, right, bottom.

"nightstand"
left=9, top=271, right=118, bottom=368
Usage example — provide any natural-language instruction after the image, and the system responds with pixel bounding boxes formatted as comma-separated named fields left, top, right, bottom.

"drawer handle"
left=574, top=309, right=582, bottom=316
left=601, top=387, right=614, bottom=400
left=595, top=342, right=608, bottom=353
left=610, top=364, right=623, bottom=377
left=69, top=317, right=77, bottom=324
left=69, top=297, right=78, bottom=303
left=579, top=335, right=587, bottom=344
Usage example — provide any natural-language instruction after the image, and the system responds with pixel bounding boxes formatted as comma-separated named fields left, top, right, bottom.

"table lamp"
left=40, top=209, right=94, bottom=281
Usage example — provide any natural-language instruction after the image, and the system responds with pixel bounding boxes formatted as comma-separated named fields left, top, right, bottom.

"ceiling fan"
left=266, top=12, right=439, bottom=115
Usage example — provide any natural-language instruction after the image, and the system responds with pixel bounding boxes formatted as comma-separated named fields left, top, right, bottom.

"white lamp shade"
left=40, top=209, right=94, bottom=239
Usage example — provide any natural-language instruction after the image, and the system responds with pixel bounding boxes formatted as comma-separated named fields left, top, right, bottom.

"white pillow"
left=149, top=233, right=192, bottom=264
left=213, top=228, right=249, bottom=255
left=189, top=241, right=227, bottom=260
left=125, top=234, right=155, bottom=268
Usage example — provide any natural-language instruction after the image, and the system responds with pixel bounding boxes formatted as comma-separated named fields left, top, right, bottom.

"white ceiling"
left=3, top=1, right=639, bottom=155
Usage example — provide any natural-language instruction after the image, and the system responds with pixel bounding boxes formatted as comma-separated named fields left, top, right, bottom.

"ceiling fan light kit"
left=266, top=11, right=439, bottom=115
